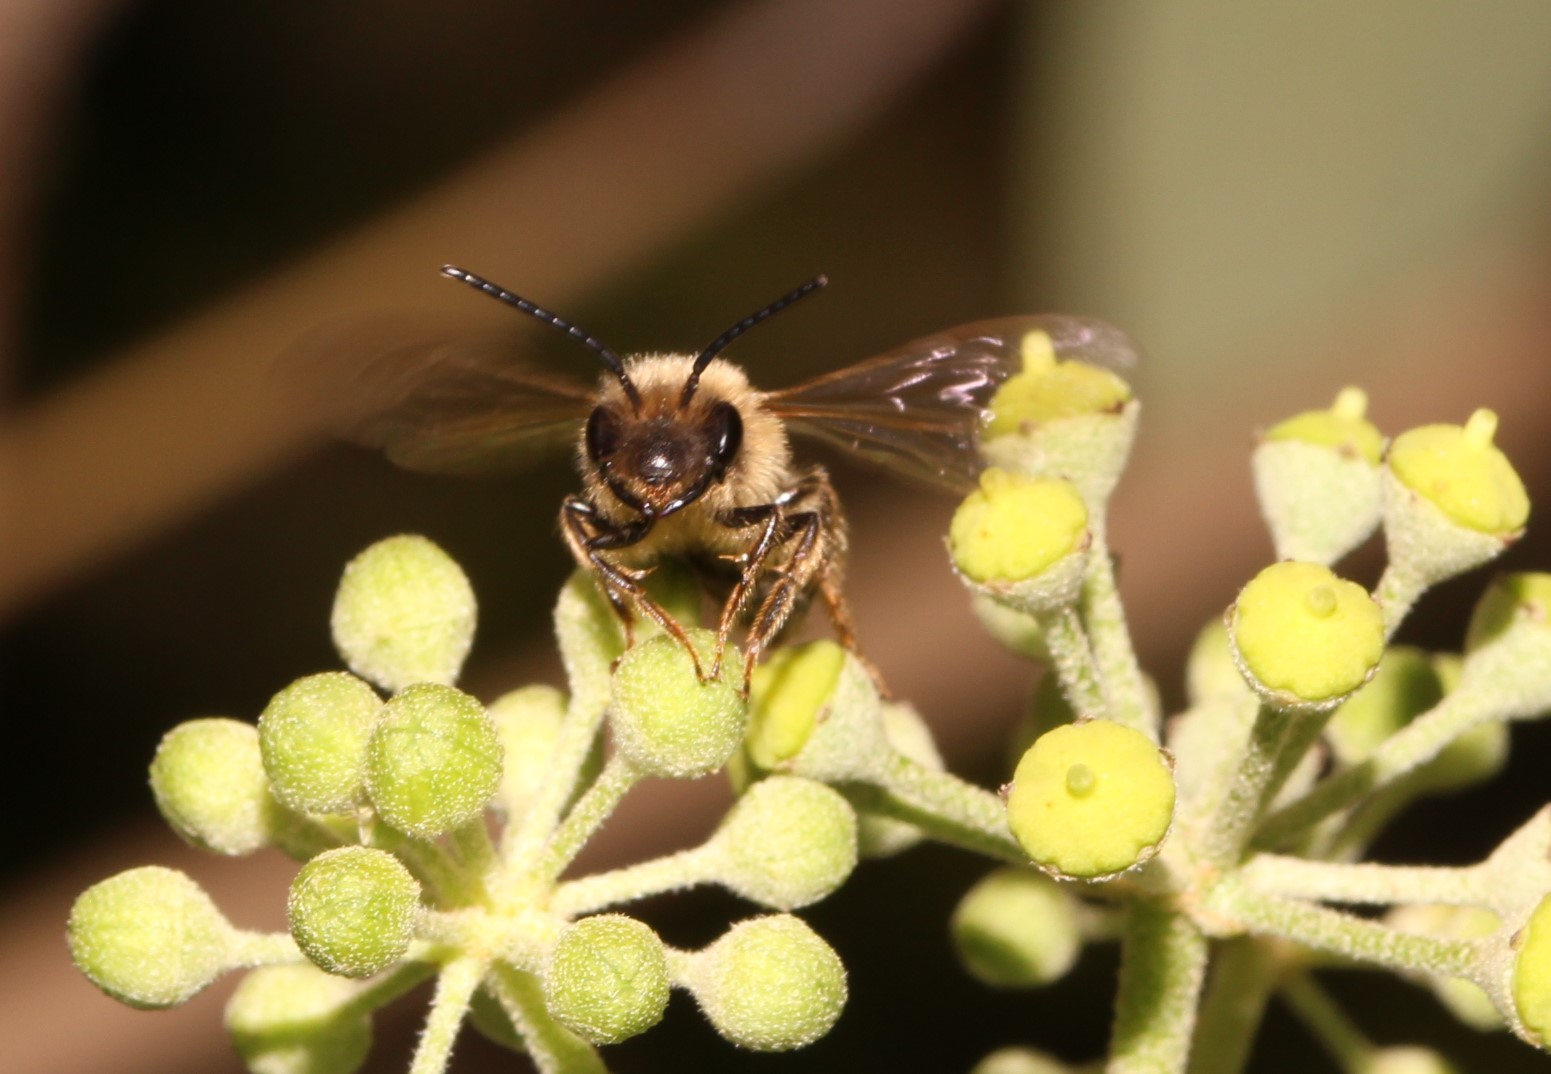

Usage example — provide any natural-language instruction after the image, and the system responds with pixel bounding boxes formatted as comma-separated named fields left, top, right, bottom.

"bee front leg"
left=559, top=497, right=708, bottom=679
left=710, top=501, right=786, bottom=679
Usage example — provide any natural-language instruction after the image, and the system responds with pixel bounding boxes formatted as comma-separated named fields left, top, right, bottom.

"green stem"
left=1200, top=704, right=1300, bottom=865
left=490, top=963, right=606, bottom=1074
left=1277, top=973, right=1373, bottom=1073
left=1255, top=689, right=1494, bottom=849
left=1186, top=938, right=1279, bottom=1074
left=533, top=754, right=640, bottom=885
left=552, top=845, right=715, bottom=917
left=1107, top=901, right=1208, bottom=1074
left=1038, top=604, right=1109, bottom=721
left=1240, top=854, right=1483, bottom=907
left=846, top=751, right=1024, bottom=863
left=1373, top=560, right=1428, bottom=641
left=370, top=822, right=473, bottom=906
left=407, top=955, right=486, bottom=1074
left=337, top=960, right=440, bottom=1020
left=227, top=929, right=304, bottom=967
left=1082, top=543, right=1152, bottom=736
left=452, top=818, right=498, bottom=884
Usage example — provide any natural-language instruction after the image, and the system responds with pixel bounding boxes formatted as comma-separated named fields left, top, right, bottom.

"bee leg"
left=709, top=503, right=786, bottom=679
left=738, top=503, right=834, bottom=696
left=559, top=497, right=708, bottom=680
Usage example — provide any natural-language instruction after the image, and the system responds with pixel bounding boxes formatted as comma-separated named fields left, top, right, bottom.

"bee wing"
left=285, top=316, right=594, bottom=475
left=766, top=315, right=1138, bottom=492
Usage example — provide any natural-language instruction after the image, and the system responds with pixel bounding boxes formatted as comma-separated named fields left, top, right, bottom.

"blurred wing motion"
left=284, top=316, right=594, bottom=475
left=767, top=315, right=1138, bottom=492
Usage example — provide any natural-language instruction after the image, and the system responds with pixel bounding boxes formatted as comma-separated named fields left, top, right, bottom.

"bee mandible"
left=337, top=267, right=1138, bottom=692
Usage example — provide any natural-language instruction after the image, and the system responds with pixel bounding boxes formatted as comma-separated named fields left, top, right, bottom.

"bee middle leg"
left=560, top=496, right=708, bottom=678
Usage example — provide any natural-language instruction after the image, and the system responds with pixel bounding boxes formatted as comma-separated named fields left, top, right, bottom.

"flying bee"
left=330, top=266, right=1138, bottom=691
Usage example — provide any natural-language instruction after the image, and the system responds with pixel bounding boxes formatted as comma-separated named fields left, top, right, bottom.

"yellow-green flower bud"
left=487, top=684, right=567, bottom=817
left=684, top=915, right=847, bottom=1052
left=950, top=471, right=1089, bottom=613
left=970, top=1046, right=1077, bottom=1074
left=365, top=682, right=502, bottom=838
left=260, top=672, right=382, bottom=815
left=610, top=630, right=747, bottom=779
left=1389, top=411, right=1527, bottom=537
left=1459, top=573, right=1551, bottom=721
left=858, top=701, right=944, bottom=858
left=746, top=640, right=846, bottom=771
left=710, top=776, right=858, bottom=909
left=68, top=866, right=235, bottom=1008
left=971, top=592, right=1050, bottom=660
left=288, top=847, right=420, bottom=978
left=150, top=718, right=279, bottom=855
left=225, top=963, right=372, bottom=1074
left=1514, top=892, right=1551, bottom=1043
left=542, top=914, right=669, bottom=1044
left=1229, top=562, right=1385, bottom=709
left=950, top=868, right=1080, bottom=988
left=1326, top=647, right=1442, bottom=764
left=1185, top=618, right=1252, bottom=705
left=331, top=535, right=476, bottom=692
left=1254, top=387, right=1384, bottom=564
left=1005, top=720, right=1175, bottom=879
left=1359, top=1047, right=1460, bottom=1074
left=980, top=328, right=1139, bottom=507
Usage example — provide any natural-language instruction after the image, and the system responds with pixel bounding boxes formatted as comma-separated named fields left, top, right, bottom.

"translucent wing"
left=285, top=316, right=594, bottom=475
left=766, top=315, right=1139, bottom=492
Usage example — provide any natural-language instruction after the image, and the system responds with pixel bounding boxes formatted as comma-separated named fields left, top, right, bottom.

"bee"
left=334, top=266, right=1137, bottom=691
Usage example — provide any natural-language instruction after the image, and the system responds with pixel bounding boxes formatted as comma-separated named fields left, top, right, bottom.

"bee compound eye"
left=708, top=401, right=743, bottom=475
left=585, top=406, right=620, bottom=463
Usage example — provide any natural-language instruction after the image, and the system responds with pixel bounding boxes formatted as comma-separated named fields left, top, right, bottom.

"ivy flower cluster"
left=68, top=324, right=1551, bottom=1074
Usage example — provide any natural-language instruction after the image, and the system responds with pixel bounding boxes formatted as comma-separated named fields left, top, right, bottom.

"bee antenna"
left=441, top=265, right=642, bottom=409
left=681, top=274, right=828, bottom=405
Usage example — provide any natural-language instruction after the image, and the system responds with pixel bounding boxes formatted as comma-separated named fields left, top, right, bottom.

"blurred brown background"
left=5, top=2, right=1551, bottom=1071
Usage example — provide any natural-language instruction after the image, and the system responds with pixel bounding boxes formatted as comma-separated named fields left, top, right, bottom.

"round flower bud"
left=1359, top=1047, right=1460, bottom=1074
left=225, top=963, right=371, bottom=1074
left=1459, top=573, right=1551, bottom=721
left=288, top=847, right=420, bottom=978
left=610, top=630, right=747, bottom=779
left=858, top=701, right=944, bottom=858
left=1388, top=411, right=1528, bottom=537
left=365, top=682, right=502, bottom=838
left=971, top=592, right=1050, bottom=660
left=950, top=868, right=1080, bottom=988
left=1325, top=647, right=1442, bottom=764
left=487, top=684, right=567, bottom=816
left=685, top=915, right=846, bottom=1051
left=1515, top=892, right=1551, bottom=1043
left=1185, top=618, right=1252, bottom=705
left=151, top=718, right=278, bottom=855
left=949, top=471, right=1089, bottom=613
left=1229, top=562, right=1385, bottom=709
left=1254, top=387, right=1384, bottom=564
left=971, top=1046, right=1078, bottom=1074
left=68, top=866, right=235, bottom=1008
left=331, top=535, right=476, bottom=692
left=1006, top=720, right=1174, bottom=879
left=260, top=672, right=382, bottom=815
left=746, top=640, right=846, bottom=771
left=710, top=776, right=858, bottom=909
left=542, top=914, right=669, bottom=1044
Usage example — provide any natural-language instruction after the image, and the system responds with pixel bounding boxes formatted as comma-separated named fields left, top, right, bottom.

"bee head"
left=584, top=390, right=743, bottom=518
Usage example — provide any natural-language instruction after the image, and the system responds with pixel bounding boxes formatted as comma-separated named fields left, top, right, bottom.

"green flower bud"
left=1185, top=617, right=1252, bottom=705
left=542, top=914, right=669, bottom=1044
left=487, top=684, right=567, bottom=817
left=971, top=1046, right=1078, bottom=1074
left=1359, top=1047, right=1460, bottom=1074
left=746, top=640, right=846, bottom=771
left=1459, top=574, right=1551, bottom=721
left=950, top=868, right=1080, bottom=988
left=980, top=328, right=1139, bottom=508
left=150, top=718, right=279, bottom=855
left=260, top=672, right=382, bottom=815
left=1229, top=562, right=1385, bottom=708
left=950, top=471, right=1090, bottom=613
left=710, top=776, right=858, bottom=909
left=971, top=592, right=1050, bottom=660
left=331, top=535, right=476, bottom=692
left=1005, top=720, right=1175, bottom=879
left=1389, top=411, right=1527, bottom=536
left=638, top=557, right=705, bottom=635
left=288, top=847, right=420, bottom=978
left=1254, top=387, right=1384, bottom=564
left=68, top=866, right=235, bottom=1008
left=365, top=682, right=502, bottom=838
left=858, top=701, right=944, bottom=858
left=684, top=915, right=847, bottom=1052
left=225, top=963, right=372, bottom=1074
left=1515, top=892, right=1551, bottom=1044
left=610, top=630, right=747, bottom=779
left=1326, top=647, right=1443, bottom=764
